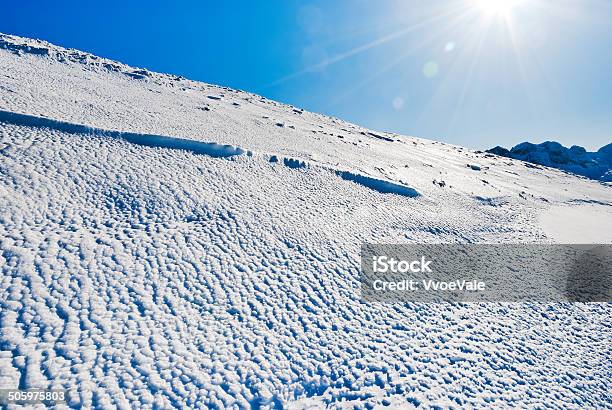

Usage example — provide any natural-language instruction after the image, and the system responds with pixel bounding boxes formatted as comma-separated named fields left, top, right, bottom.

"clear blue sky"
left=2, top=0, right=611, bottom=150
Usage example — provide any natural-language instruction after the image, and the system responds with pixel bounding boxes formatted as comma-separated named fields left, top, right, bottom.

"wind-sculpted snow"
left=0, top=110, right=246, bottom=158
left=334, top=170, right=419, bottom=198
left=1, top=33, right=612, bottom=409
left=281, top=157, right=308, bottom=169
left=0, top=110, right=419, bottom=199
left=273, top=155, right=420, bottom=197
left=2, top=120, right=609, bottom=409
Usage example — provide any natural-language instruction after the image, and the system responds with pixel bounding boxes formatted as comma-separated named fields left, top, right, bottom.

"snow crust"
left=1, top=33, right=611, bottom=408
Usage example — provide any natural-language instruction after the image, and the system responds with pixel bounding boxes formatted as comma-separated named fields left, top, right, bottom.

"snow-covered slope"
left=488, top=141, right=612, bottom=182
left=1, top=33, right=611, bottom=408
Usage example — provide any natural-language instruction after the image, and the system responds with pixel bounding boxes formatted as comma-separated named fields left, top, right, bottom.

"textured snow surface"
left=1, top=33, right=611, bottom=408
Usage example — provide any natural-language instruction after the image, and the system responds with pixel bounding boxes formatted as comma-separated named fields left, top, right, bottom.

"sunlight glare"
left=472, top=0, right=526, bottom=16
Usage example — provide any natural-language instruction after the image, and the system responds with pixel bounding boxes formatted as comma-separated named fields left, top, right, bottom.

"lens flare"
left=472, top=0, right=526, bottom=16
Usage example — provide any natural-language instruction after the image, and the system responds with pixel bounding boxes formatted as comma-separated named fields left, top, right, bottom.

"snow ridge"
left=0, top=33, right=179, bottom=85
left=0, top=109, right=420, bottom=198
left=0, top=109, right=246, bottom=158
left=334, top=170, right=419, bottom=197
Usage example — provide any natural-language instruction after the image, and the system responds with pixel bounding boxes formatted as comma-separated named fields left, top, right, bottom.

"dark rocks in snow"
left=433, top=179, right=446, bottom=188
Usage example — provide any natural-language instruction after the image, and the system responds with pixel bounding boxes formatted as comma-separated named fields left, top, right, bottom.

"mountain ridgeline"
left=487, top=141, right=612, bottom=182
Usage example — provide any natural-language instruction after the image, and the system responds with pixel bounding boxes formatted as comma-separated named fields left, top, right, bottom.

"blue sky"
left=2, top=0, right=611, bottom=150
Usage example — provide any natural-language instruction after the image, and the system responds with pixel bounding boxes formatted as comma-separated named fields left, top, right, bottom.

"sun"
left=472, top=0, right=526, bottom=16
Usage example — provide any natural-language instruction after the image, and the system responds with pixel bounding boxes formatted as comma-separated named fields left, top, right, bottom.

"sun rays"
left=259, top=0, right=599, bottom=143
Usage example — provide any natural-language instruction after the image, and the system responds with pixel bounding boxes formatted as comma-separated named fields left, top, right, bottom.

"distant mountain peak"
left=487, top=140, right=612, bottom=182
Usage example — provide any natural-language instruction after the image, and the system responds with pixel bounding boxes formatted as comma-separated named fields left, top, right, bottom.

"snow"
left=540, top=203, right=612, bottom=243
left=0, top=109, right=247, bottom=158
left=488, top=141, right=612, bottom=182
left=0, top=32, right=611, bottom=408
